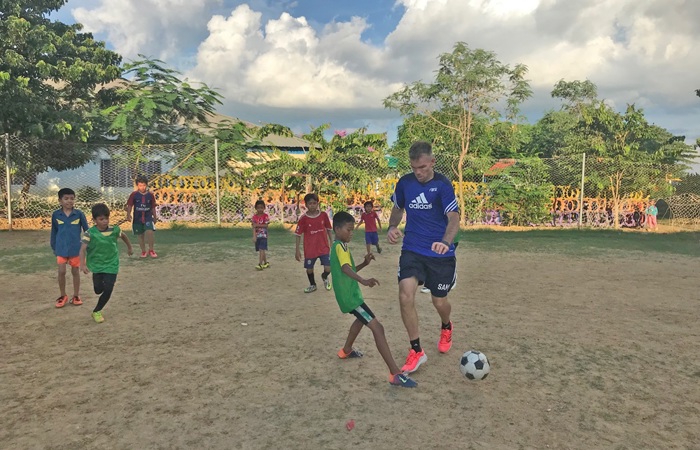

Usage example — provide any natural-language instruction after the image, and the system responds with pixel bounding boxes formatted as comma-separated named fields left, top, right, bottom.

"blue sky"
left=54, top=0, right=700, bottom=169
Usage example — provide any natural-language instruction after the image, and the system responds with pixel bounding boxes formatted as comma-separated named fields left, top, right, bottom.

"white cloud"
left=190, top=5, right=400, bottom=109
left=70, top=0, right=700, bottom=142
left=73, top=0, right=224, bottom=60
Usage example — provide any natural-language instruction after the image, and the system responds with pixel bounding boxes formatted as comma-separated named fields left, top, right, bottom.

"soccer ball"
left=459, top=350, right=490, bottom=380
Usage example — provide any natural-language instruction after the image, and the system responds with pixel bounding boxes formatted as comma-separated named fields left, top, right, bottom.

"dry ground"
left=1, top=229, right=699, bottom=449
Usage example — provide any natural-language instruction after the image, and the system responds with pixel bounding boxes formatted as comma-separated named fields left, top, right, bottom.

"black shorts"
left=398, top=250, right=456, bottom=298
left=255, top=238, right=268, bottom=251
left=350, top=302, right=376, bottom=325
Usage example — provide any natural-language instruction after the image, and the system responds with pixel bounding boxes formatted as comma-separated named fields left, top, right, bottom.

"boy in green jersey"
left=330, top=211, right=417, bottom=388
left=79, top=203, right=133, bottom=323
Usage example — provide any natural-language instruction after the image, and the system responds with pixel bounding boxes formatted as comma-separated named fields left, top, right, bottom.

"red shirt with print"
left=252, top=213, right=270, bottom=238
left=295, top=212, right=332, bottom=258
left=360, top=211, right=380, bottom=232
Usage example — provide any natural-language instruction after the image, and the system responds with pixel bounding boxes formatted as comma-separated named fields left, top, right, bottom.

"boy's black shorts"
left=398, top=250, right=456, bottom=298
left=350, top=302, right=376, bottom=325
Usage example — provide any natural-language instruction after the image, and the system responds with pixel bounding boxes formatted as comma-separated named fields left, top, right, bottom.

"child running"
left=330, top=211, right=417, bottom=387
left=252, top=199, right=270, bottom=270
left=125, top=175, right=157, bottom=258
left=355, top=200, right=382, bottom=255
left=50, top=188, right=89, bottom=307
left=79, top=203, right=133, bottom=323
left=295, top=193, right=333, bottom=293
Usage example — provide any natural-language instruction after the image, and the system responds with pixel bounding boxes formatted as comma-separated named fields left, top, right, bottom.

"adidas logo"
left=408, top=192, right=433, bottom=210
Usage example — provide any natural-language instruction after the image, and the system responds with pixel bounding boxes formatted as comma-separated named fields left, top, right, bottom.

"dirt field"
left=1, top=229, right=699, bottom=449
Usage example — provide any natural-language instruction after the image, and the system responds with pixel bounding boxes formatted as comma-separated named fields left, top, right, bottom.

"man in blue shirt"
left=387, top=141, right=460, bottom=374
left=50, top=188, right=89, bottom=308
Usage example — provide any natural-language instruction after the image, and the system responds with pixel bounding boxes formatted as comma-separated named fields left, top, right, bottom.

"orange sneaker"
left=337, top=348, right=364, bottom=359
left=148, top=250, right=158, bottom=258
left=70, top=296, right=83, bottom=306
left=55, top=295, right=68, bottom=308
left=438, top=321, right=453, bottom=353
left=400, top=349, right=427, bottom=374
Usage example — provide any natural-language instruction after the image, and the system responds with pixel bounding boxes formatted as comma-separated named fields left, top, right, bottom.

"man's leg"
left=398, top=277, right=420, bottom=340
left=432, top=295, right=452, bottom=325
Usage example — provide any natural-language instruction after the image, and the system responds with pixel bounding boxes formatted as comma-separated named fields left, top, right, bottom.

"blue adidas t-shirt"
left=392, top=172, right=459, bottom=257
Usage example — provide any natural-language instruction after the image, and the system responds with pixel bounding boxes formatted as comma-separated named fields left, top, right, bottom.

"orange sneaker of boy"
left=337, top=348, right=364, bottom=359
left=149, top=250, right=158, bottom=258
left=55, top=295, right=68, bottom=308
left=140, top=251, right=148, bottom=258
left=70, top=296, right=83, bottom=306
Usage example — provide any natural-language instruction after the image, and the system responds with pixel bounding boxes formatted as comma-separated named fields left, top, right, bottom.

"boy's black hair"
left=135, top=175, right=149, bottom=185
left=333, top=211, right=355, bottom=230
left=254, top=199, right=265, bottom=208
left=57, top=188, right=75, bottom=200
left=304, top=193, right=319, bottom=204
left=91, top=203, right=110, bottom=219
left=363, top=200, right=373, bottom=208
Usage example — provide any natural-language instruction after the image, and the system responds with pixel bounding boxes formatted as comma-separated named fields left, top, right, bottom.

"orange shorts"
left=57, top=256, right=80, bottom=268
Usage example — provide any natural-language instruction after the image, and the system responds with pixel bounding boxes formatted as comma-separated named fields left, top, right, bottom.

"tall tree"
left=98, top=57, right=224, bottom=178
left=384, top=42, right=532, bottom=224
left=0, top=0, right=121, bottom=195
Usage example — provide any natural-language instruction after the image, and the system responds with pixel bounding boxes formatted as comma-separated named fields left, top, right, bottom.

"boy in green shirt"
left=79, top=203, right=133, bottom=323
left=330, top=211, right=417, bottom=388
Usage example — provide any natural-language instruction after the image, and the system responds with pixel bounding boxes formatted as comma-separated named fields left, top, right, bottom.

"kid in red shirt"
left=356, top=200, right=382, bottom=255
left=295, top=193, right=333, bottom=293
left=252, top=199, right=270, bottom=270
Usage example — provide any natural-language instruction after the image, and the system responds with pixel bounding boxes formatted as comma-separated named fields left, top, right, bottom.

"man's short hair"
left=363, top=200, right=373, bottom=208
left=333, top=211, right=355, bottom=230
left=57, top=188, right=75, bottom=200
left=91, top=203, right=110, bottom=218
left=135, top=175, right=149, bottom=185
left=254, top=199, right=265, bottom=208
left=408, top=141, right=433, bottom=160
left=304, top=193, right=319, bottom=204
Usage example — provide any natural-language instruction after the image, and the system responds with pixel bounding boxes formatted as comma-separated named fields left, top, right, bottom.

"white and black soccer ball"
left=459, top=350, right=490, bottom=380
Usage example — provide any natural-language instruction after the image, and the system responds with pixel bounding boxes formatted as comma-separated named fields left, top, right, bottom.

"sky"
left=53, top=0, right=700, bottom=165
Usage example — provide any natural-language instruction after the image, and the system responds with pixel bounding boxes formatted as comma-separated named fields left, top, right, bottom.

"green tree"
left=98, top=56, right=224, bottom=179
left=247, top=125, right=390, bottom=212
left=0, top=0, right=121, bottom=196
left=384, top=42, right=532, bottom=224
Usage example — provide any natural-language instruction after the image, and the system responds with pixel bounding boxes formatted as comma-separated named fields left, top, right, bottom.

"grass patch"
left=460, top=228, right=700, bottom=257
left=0, top=227, right=697, bottom=274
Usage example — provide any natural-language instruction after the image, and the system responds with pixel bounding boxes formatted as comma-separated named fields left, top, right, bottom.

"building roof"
left=202, top=112, right=316, bottom=150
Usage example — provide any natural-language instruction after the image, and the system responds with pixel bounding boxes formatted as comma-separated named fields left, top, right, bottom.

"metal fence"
left=2, top=134, right=699, bottom=230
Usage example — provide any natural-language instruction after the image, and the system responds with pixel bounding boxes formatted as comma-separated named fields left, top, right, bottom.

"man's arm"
left=431, top=211, right=460, bottom=255
left=375, top=213, right=382, bottom=231
left=295, top=234, right=302, bottom=261
left=355, top=216, right=364, bottom=230
left=441, top=211, right=460, bottom=245
left=386, top=207, right=405, bottom=244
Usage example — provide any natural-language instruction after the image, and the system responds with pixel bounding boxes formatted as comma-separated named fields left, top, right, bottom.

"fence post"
left=578, top=153, right=586, bottom=228
left=281, top=173, right=286, bottom=225
left=4, top=134, right=12, bottom=231
left=214, top=139, right=221, bottom=226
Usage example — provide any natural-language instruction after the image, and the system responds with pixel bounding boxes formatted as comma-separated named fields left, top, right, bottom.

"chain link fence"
left=2, top=134, right=699, bottom=230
